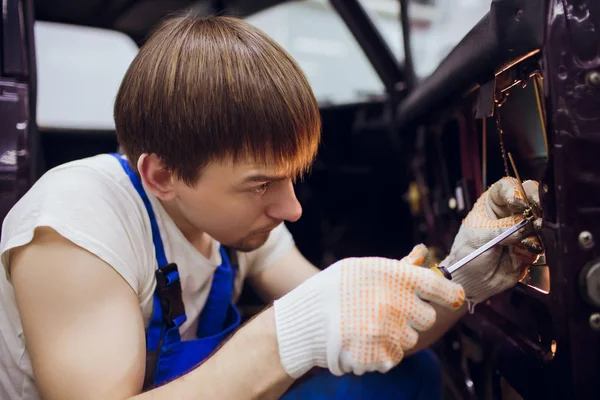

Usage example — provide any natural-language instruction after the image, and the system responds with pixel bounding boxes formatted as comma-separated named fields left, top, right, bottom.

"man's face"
left=171, top=158, right=303, bottom=252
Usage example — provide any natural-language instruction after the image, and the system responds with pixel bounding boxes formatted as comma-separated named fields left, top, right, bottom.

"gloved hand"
left=273, top=245, right=465, bottom=379
left=440, top=177, right=542, bottom=305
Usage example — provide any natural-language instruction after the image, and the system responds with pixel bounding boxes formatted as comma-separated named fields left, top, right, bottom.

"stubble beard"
left=228, top=230, right=272, bottom=252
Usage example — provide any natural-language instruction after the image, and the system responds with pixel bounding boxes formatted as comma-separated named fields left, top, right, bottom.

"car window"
left=246, top=0, right=490, bottom=104
left=358, top=0, right=491, bottom=79
left=245, top=0, right=391, bottom=106
left=35, top=21, right=138, bottom=130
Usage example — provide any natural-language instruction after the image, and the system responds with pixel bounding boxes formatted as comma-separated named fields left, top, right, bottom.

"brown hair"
left=114, top=13, right=321, bottom=185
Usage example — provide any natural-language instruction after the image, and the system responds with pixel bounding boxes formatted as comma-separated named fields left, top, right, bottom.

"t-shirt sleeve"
left=0, top=165, right=154, bottom=295
left=242, top=223, right=296, bottom=277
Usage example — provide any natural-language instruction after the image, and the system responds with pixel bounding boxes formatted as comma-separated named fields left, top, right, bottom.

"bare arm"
left=10, top=228, right=292, bottom=400
left=132, top=307, right=291, bottom=400
left=247, top=246, right=319, bottom=303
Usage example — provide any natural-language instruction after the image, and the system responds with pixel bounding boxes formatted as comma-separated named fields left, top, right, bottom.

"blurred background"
left=35, top=0, right=491, bottom=119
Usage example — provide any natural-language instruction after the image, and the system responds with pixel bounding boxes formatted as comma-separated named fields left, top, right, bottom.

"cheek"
left=209, top=201, right=269, bottom=241
left=183, top=191, right=265, bottom=232
left=220, top=202, right=261, bottom=226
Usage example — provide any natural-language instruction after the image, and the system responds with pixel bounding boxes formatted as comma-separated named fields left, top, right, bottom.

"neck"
left=159, top=198, right=213, bottom=259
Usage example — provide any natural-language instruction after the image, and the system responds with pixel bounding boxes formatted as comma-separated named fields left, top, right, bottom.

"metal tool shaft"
left=446, top=219, right=528, bottom=274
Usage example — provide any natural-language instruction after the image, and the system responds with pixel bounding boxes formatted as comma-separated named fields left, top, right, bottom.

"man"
left=0, top=14, right=541, bottom=400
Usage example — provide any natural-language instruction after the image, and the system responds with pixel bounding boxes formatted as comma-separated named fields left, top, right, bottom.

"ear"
left=137, top=153, right=176, bottom=201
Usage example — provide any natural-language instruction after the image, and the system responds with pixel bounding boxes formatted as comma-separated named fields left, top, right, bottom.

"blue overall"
left=113, top=153, right=442, bottom=398
left=112, top=153, right=242, bottom=388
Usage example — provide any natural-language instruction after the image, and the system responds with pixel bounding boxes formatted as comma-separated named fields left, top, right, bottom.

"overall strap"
left=196, top=246, right=238, bottom=338
left=110, top=153, right=168, bottom=267
left=110, top=153, right=186, bottom=388
left=223, top=245, right=238, bottom=267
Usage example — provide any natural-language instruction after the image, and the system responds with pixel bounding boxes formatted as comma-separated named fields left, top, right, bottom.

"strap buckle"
left=155, top=263, right=187, bottom=327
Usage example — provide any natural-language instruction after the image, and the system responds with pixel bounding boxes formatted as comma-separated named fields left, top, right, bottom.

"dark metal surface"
left=329, top=0, right=406, bottom=99
left=0, top=0, right=37, bottom=226
left=399, top=0, right=416, bottom=91
left=540, top=0, right=600, bottom=397
left=3, top=0, right=29, bottom=77
left=453, top=0, right=600, bottom=398
left=398, top=0, right=600, bottom=397
left=397, top=0, right=548, bottom=129
left=580, top=258, right=600, bottom=308
left=0, top=80, right=30, bottom=225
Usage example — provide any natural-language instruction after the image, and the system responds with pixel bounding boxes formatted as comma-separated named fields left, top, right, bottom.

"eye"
left=250, top=182, right=271, bottom=195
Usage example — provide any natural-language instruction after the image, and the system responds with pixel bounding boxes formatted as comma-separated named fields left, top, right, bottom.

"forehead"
left=200, top=156, right=293, bottom=183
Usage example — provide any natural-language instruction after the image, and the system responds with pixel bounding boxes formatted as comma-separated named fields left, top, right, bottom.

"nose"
left=266, top=181, right=303, bottom=222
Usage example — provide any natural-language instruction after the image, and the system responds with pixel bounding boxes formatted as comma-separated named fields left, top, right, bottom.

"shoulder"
left=9, top=154, right=131, bottom=206
left=36, top=154, right=134, bottom=201
left=2, top=155, right=137, bottom=243
left=1, top=154, right=155, bottom=294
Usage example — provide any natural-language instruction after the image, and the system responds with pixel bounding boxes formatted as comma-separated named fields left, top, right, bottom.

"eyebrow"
left=240, top=174, right=288, bottom=185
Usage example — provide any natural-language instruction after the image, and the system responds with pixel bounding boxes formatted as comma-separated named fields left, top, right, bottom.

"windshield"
left=245, top=0, right=490, bottom=105
left=359, top=0, right=491, bottom=79
left=246, top=0, right=390, bottom=106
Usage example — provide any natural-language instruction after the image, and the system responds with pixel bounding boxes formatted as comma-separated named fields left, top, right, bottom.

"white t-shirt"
left=0, top=154, right=295, bottom=400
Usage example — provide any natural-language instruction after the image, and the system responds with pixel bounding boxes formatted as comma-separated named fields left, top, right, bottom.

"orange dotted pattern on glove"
left=464, top=189, right=522, bottom=229
left=504, top=177, right=526, bottom=201
left=404, top=245, right=427, bottom=266
left=338, top=256, right=463, bottom=368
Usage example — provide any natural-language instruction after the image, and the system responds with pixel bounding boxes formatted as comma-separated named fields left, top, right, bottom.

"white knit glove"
left=440, top=177, right=542, bottom=305
left=273, top=245, right=465, bottom=378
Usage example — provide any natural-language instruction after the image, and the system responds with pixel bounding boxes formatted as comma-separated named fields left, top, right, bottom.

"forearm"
left=131, top=307, right=294, bottom=400
left=407, top=303, right=467, bottom=356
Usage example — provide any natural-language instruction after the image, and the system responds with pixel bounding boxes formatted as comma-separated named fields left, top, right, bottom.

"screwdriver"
left=431, top=218, right=529, bottom=280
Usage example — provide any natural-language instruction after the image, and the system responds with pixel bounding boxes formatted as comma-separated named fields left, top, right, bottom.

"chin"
left=229, top=231, right=271, bottom=252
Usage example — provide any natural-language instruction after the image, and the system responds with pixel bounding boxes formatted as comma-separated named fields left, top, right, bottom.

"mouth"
left=255, top=222, right=281, bottom=235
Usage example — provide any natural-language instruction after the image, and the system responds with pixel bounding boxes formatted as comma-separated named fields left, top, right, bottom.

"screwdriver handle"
left=431, top=265, right=452, bottom=280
